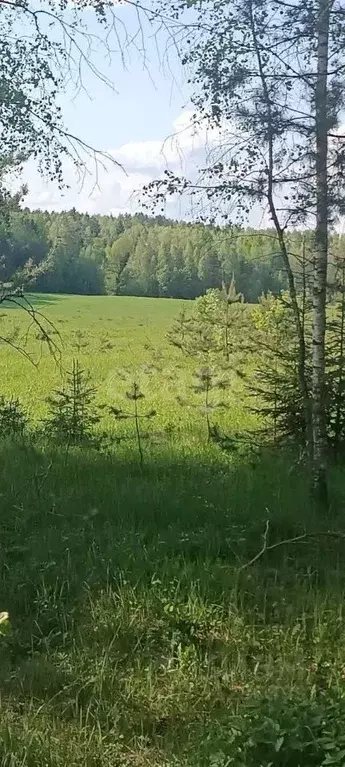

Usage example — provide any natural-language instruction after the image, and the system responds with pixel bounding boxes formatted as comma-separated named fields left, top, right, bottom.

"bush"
left=204, top=695, right=345, bottom=766
left=0, top=396, right=27, bottom=438
left=43, top=360, right=100, bottom=447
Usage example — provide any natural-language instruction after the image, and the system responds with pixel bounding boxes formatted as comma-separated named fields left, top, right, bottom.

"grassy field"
left=0, top=294, right=249, bottom=448
left=0, top=294, right=191, bottom=415
left=1, top=294, right=345, bottom=766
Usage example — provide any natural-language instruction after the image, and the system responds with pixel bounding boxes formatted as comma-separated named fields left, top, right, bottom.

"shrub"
left=44, top=360, right=100, bottom=447
left=203, top=695, right=345, bottom=767
left=0, top=396, right=27, bottom=438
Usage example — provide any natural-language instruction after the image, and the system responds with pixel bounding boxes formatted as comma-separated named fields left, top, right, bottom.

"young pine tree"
left=45, top=360, right=100, bottom=447
left=109, top=382, right=156, bottom=467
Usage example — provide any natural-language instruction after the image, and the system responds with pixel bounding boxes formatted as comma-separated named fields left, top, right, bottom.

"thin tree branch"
left=239, top=519, right=345, bottom=572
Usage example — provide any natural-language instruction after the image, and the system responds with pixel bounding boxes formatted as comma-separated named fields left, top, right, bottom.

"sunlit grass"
left=0, top=295, right=344, bottom=765
left=0, top=293, right=250, bottom=441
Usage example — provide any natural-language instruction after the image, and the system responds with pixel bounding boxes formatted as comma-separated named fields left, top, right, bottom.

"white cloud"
left=23, top=109, right=223, bottom=216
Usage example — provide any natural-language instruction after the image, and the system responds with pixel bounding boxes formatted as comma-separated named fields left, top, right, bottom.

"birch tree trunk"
left=312, top=0, right=330, bottom=505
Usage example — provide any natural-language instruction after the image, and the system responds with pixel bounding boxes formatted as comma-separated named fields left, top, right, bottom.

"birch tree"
left=0, top=0, right=176, bottom=187
left=144, top=0, right=345, bottom=504
left=313, top=0, right=330, bottom=504
left=0, top=0, right=157, bottom=354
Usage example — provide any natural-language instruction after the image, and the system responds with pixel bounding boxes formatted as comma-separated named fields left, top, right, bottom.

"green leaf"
left=275, top=736, right=284, bottom=752
left=0, top=612, right=10, bottom=636
left=323, top=749, right=345, bottom=765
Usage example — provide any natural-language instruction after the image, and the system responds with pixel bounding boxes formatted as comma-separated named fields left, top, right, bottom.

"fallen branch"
left=238, top=519, right=345, bottom=572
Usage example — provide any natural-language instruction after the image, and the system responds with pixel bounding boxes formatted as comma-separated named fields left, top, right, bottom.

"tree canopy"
left=2, top=207, right=344, bottom=301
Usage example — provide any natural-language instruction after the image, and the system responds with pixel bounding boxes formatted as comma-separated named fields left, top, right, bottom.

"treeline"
left=2, top=207, right=345, bottom=301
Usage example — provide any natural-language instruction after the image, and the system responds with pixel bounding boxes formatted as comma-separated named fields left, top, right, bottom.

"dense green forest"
left=4, top=207, right=343, bottom=301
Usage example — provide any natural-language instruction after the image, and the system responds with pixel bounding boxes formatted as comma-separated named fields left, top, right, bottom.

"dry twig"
left=239, top=518, right=345, bottom=571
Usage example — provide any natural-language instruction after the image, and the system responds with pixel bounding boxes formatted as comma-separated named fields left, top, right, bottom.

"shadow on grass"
left=1, top=441, right=345, bottom=762
left=1, top=293, right=67, bottom=310
left=0, top=442, right=344, bottom=623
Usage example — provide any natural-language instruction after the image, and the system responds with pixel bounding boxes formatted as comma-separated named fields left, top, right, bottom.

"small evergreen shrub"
left=0, top=396, right=27, bottom=438
left=44, top=360, right=100, bottom=447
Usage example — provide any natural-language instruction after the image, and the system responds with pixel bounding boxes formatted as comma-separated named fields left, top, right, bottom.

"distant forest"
left=2, top=208, right=344, bottom=301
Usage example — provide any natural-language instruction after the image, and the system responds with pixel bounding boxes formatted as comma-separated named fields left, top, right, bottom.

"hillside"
left=1, top=208, right=328, bottom=300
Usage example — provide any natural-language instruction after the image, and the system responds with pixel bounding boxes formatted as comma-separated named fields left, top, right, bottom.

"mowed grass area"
left=1, top=295, right=345, bottom=765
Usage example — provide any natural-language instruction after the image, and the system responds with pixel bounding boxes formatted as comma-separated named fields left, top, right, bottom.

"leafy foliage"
left=6, top=205, right=345, bottom=305
left=166, top=283, right=345, bottom=457
left=247, top=293, right=311, bottom=447
left=0, top=207, right=329, bottom=301
left=246, top=290, right=345, bottom=456
left=0, top=0, right=138, bottom=190
left=169, top=286, right=247, bottom=363
left=208, top=696, right=345, bottom=766
left=147, top=0, right=345, bottom=229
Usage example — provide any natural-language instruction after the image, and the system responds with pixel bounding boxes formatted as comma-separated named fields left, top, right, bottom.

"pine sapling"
left=168, top=283, right=245, bottom=369
left=168, top=307, right=215, bottom=358
left=0, top=396, right=27, bottom=438
left=44, top=360, right=100, bottom=447
left=109, top=382, right=156, bottom=467
left=220, top=277, right=244, bottom=362
left=177, top=367, right=229, bottom=443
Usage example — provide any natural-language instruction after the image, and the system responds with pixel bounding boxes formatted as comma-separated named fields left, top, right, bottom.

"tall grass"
left=0, top=295, right=345, bottom=765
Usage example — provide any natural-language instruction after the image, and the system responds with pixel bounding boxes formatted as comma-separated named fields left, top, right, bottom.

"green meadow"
left=0, top=294, right=248, bottom=446
left=1, top=294, right=345, bottom=766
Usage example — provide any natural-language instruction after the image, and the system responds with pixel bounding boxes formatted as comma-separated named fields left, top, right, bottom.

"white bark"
left=312, top=0, right=329, bottom=504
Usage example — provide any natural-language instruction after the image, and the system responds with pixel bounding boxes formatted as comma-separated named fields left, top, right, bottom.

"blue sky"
left=16, top=2, right=307, bottom=228
left=24, top=2, right=199, bottom=216
left=59, top=5, right=187, bottom=148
